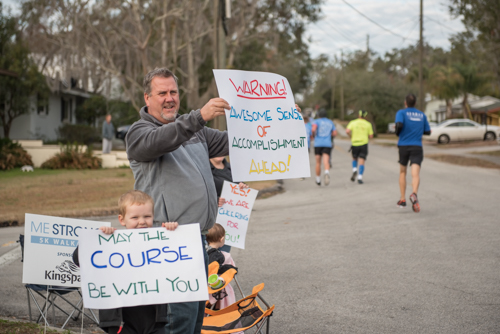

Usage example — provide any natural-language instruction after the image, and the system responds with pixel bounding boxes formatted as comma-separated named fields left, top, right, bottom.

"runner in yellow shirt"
left=345, top=110, right=374, bottom=184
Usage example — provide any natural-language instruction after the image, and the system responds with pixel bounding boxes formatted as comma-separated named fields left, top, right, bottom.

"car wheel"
left=484, top=131, right=496, bottom=141
left=438, top=134, right=450, bottom=144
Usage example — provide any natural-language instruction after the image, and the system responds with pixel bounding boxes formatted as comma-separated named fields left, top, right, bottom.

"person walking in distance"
left=102, top=114, right=114, bottom=154
left=345, top=110, right=373, bottom=184
left=312, top=108, right=337, bottom=186
left=395, top=94, right=431, bottom=212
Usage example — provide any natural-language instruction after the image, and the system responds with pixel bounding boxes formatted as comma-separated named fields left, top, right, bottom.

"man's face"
left=144, top=76, right=180, bottom=124
left=106, top=115, right=111, bottom=123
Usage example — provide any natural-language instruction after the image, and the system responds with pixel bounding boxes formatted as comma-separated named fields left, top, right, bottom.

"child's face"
left=119, top=203, right=154, bottom=229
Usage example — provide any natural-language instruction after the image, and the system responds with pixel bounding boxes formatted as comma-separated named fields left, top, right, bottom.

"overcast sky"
left=306, top=0, right=466, bottom=60
left=3, top=0, right=465, bottom=61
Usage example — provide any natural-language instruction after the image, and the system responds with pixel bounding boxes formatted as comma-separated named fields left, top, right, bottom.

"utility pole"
left=213, top=0, right=228, bottom=130
left=213, top=0, right=226, bottom=70
left=418, top=0, right=424, bottom=111
left=366, top=34, right=369, bottom=56
left=340, top=50, right=345, bottom=121
left=330, top=68, right=336, bottom=118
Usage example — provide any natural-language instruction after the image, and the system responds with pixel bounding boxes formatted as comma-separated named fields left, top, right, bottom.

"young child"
left=73, top=190, right=178, bottom=334
left=205, top=223, right=237, bottom=310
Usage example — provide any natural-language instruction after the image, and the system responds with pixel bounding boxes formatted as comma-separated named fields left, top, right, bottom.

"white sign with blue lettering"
left=22, top=214, right=110, bottom=287
left=79, top=224, right=208, bottom=309
left=216, top=181, right=259, bottom=250
left=213, top=69, right=311, bottom=181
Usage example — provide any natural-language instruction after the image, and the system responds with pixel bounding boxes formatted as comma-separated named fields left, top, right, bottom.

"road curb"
left=0, top=245, right=21, bottom=268
left=256, top=180, right=284, bottom=198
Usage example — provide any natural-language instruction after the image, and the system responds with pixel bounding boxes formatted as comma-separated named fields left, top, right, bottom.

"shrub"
left=57, top=124, right=101, bottom=146
left=0, top=138, right=34, bottom=171
left=41, top=143, right=102, bottom=169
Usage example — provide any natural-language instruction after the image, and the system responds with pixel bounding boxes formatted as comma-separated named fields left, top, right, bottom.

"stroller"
left=201, top=261, right=274, bottom=334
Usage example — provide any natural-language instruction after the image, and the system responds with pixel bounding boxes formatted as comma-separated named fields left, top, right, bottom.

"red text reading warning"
left=229, top=78, right=288, bottom=100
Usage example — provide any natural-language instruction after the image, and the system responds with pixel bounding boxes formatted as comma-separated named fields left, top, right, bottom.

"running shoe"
left=410, top=193, right=420, bottom=213
left=316, top=180, right=321, bottom=186
left=396, top=199, right=406, bottom=208
left=357, top=179, right=363, bottom=184
left=324, top=173, right=330, bottom=186
left=350, top=171, right=357, bottom=182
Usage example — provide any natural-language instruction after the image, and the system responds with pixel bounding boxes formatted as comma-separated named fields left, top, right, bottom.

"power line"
left=323, top=21, right=364, bottom=46
left=340, top=0, right=418, bottom=41
left=397, top=17, right=420, bottom=48
left=369, top=16, right=420, bottom=41
left=312, top=22, right=345, bottom=44
left=425, top=16, right=462, bottom=33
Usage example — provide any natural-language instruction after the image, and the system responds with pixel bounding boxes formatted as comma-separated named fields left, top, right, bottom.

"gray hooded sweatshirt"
left=126, top=106, right=228, bottom=233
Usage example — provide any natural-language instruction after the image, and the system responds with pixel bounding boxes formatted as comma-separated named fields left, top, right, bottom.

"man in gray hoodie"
left=125, top=67, right=230, bottom=334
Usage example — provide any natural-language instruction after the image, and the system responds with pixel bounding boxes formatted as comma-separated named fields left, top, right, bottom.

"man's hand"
left=218, top=197, right=226, bottom=207
left=200, top=98, right=230, bottom=122
left=295, top=104, right=301, bottom=113
left=99, top=226, right=116, bottom=235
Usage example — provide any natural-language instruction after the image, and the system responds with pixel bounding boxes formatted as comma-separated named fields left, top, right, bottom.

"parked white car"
left=388, top=121, right=436, bottom=134
left=387, top=122, right=396, bottom=133
left=427, top=119, right=500, bottom=144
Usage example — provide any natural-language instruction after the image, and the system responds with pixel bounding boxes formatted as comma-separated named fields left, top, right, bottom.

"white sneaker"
left=324, top=173, right=330, bottom=186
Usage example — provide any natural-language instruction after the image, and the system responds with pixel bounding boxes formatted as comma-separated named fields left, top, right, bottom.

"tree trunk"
left=445, top=99, right=452, bottom=119
left=462, top=94, right=468, bottom=119
left=2, top=103, right=13, bottom=139
left=161, top=1, right=169, bottom=66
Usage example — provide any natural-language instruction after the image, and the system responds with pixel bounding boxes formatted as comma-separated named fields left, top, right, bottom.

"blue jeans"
left=165, top=235, right=208, bottom=334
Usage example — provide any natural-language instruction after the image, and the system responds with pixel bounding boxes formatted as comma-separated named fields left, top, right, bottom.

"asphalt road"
left=1, top=138, right=499, bottom=333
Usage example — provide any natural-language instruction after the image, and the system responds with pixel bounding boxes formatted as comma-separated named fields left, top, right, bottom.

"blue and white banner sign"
left=22, top=213, right=110, bottom=287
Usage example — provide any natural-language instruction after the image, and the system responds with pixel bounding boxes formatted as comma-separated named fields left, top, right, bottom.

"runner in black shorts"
left=352, top=144, right=368, bottom=160
left=312, top=109, right=337, bottom=186
left=398, top=146, right=423, bottom=166
left=346, top=110, right=373, bottom=184
left=314, top=147, right=332, bottom=156
left=394, top=94, right=431, bottom=212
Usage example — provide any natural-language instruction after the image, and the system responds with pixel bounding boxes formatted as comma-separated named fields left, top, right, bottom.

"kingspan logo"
left=44, top=260, right=81, bottom=284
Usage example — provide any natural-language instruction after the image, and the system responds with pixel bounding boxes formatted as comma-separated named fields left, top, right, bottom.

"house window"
left=37, top=95, right=48, bottom=116
left=61, top=98, right=68, bottom=122
left=37, top=105, right=45, bottom=115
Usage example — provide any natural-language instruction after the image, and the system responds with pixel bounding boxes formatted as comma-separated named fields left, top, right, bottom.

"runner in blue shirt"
left=395, top=94, right=431, bottom=212
left=312, top=108, right=337, bottom=186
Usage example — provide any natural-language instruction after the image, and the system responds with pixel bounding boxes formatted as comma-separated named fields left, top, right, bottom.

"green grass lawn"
left=0, top=318, right=67, bottom=334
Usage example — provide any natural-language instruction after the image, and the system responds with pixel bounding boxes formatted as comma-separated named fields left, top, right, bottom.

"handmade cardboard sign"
left=79, top=224, right=208, bottom=309
left=215, top=181, right=258, bottom=249
left=22, top=214, right=110, bottom=287
left=213, top=69, right=311, bottom=182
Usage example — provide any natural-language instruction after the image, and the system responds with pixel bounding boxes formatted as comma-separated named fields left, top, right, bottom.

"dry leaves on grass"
left=0, top=319, right=62, bottom=334
left=0, top=169, right=278, bottom=225
left=472, top=150, right=500, bottom=157
left=426, top=154, right=500, bottom=169
left=0, top=169, right=135, bottom=224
